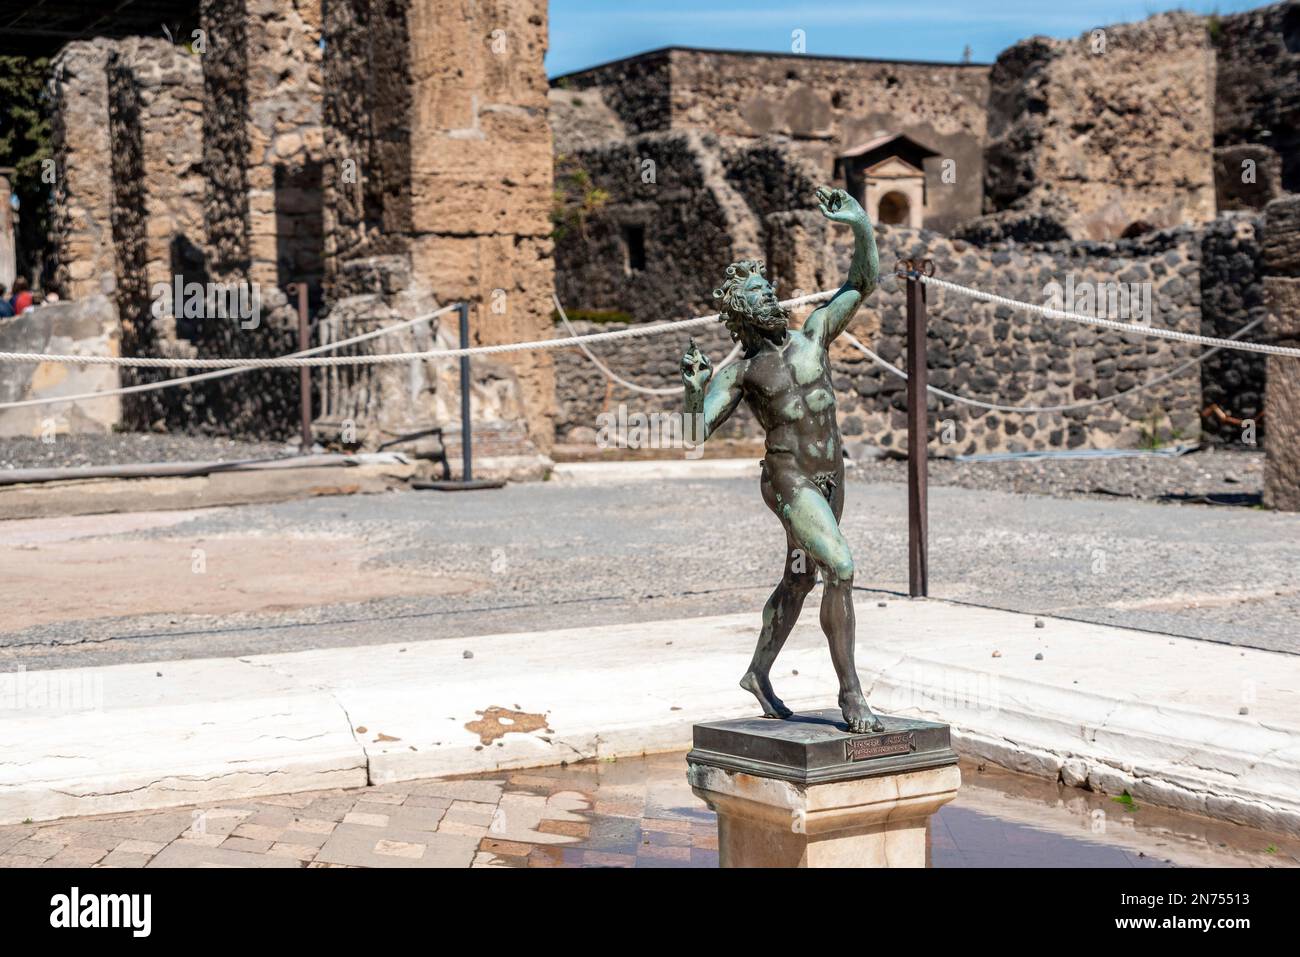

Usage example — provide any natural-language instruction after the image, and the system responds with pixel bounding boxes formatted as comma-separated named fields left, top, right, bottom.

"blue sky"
left=547, top=0, right=1263, bottom=76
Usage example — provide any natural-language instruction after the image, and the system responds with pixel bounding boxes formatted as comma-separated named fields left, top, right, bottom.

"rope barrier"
left=0, top=304, right=459, bottom=411
left=841, top=317, right=1265, bottom=415
left=552, top=294, right=742, bottom=397
left=918, top=273, right=1300, bottom=359
left=0, top=290, right=838, bottom=371
left=0, top=272, right=1287, bottom=414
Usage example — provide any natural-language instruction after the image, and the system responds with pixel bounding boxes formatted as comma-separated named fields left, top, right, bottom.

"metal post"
left=289, top=282, right=312, bottom=451
left=905, top=262, right=930, bottom=598
left=458, top=301, right=472, bottom=482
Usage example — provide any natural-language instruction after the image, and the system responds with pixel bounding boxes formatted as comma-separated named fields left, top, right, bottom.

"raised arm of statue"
left=803, top=186, right=879, bottom=348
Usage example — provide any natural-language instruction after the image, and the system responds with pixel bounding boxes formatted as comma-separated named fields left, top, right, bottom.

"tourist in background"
left=9, top=276, right=33, bottom=314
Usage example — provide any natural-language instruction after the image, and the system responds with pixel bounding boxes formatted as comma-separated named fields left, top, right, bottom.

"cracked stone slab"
left=0, top=655, right=366, bottom=824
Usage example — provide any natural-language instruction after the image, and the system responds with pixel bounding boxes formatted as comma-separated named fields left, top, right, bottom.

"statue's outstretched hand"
left=816, top=186, right=869, bottom=227
left=681, top=338, right=712, bottom=391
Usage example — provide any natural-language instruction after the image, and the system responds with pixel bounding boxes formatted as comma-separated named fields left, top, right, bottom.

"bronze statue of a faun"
left=682, top=186, right=883, bottom=733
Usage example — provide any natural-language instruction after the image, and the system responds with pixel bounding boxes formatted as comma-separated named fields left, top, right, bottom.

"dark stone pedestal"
left=687, top=710, right=961, bottom=867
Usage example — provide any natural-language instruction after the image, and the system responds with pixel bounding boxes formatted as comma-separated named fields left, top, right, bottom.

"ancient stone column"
left=1262, top=196, right=1300, bottom=511
left=320, top=0, right=557, bottom=464
left=48, top=40, right=119, bottom=300
left=405, top=0, right=557, bottom=451
left=106, top=39, right=206, bottom=353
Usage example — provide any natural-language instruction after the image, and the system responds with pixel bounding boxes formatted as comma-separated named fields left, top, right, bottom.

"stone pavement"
left=2, top=755, right=1295, bottom=869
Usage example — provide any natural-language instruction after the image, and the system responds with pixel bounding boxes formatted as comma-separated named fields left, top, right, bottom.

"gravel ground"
left=0, top=433, right=298, bottom=470
left=851, top=446, right=1264, bottom=504
left=3, top=472, right=1296, bottom=671
left=0, top=431, right=1266, bottom=506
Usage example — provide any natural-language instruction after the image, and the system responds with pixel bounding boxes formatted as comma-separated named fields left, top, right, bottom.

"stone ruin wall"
left=201, top=0, right=325, bottom=292
left=132, top=0, right=319, bottom=439
left=553, top=221, right=1205, bottom=456
left=983, top=12, right=1217, bottom=241
left=312, top=0, right=556, bottom=469
left=1213, top=2, right=1300, bottom=212
left=200, top=0, right=251, bottom=283
left=0, top=298, right=121, bottom=437
left=552, top=131, right=774, bottom=445
left=48, top=41, right=118, bottom=302
left=405, top=0, right=557, bottom=453
left=556, top=49, right=990, bottom=234
left=105, top=38, right=208, bottom=430
left=244, top=0, right=326, bottom=299
left=822, top=227, right=1204, bottom=457
left=28, top=2, right=1298, bottom=464
left=1199, top=213, right=1268, bottom=445
left=550, top=129, right=1208, bottom=455
left=1262, top=196, right=1300, bottom=509
left=321, top=0, right=414, bottom=293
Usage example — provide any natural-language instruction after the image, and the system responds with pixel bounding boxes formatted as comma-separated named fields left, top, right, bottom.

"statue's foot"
left=840, top=690, right=885, bottom=734
left=740, top=671, right=793, bottom=719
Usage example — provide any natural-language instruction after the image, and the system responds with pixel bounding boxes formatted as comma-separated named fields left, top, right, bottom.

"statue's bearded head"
left=714, top=260, right=788, bottom=344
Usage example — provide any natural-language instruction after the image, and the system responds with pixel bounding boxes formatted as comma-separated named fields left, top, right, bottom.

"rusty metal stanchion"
left=898, top=259, right=933, bottom=598
left=412, top=301, right=505, bottom=492
left=458, top=300, right=473, bottom=482
left=287, top=281, right=312, bottom=451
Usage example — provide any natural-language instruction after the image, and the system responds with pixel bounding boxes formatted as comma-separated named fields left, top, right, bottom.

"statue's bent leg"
left=740, top=536, right=815, bottom=719
left=785, top=483, right=885, bottom=734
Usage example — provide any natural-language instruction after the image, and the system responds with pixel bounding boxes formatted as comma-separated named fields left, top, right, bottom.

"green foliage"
left=0, top=55, right=53, bottom=278
left=1138, top=408, right=1185, bottom=450
left=551, top=307, right=633, bottom=325
left=0, top=56, right=51, bottom=183
left=1206, top=13, right=1223, bottom=45
left=551, top=154, right=610, bottom=241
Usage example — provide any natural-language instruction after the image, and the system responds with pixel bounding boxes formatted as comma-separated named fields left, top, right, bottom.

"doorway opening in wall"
left=621, top=224, right=646, bottom=275
left=170, top=235, right=210, bottom=343
left=275, top=160, right=325, bottom=314
left=877, top=191, right=910, bottom=226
